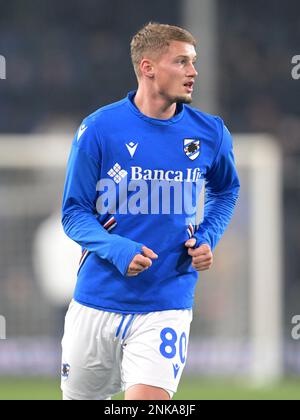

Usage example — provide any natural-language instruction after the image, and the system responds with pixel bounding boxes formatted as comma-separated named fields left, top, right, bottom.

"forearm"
left=62, top=206, right=143, bottom=276
left=194, top=190, right=239, bottom=250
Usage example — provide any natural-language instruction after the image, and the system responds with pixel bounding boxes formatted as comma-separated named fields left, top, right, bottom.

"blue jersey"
left=62, top=91, right=240, bottom=313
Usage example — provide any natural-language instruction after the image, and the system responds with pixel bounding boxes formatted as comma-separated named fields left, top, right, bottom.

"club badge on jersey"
left=184, top=139, right=200, bottom=161
left=61, top=363, right=70, bottom=381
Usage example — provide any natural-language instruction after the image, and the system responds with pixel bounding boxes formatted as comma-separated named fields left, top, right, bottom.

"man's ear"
left=139, top=58, right=155, bottom=79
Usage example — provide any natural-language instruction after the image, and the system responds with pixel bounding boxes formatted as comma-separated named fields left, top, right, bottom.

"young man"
left=61, top=22, right=240, bottom=400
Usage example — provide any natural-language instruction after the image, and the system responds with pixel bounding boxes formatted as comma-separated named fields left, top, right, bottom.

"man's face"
left=151, top=41, right=198, bottom=104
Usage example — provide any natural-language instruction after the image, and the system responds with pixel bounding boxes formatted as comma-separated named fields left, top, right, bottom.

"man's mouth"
left=183, top=81, right=194, bottom=92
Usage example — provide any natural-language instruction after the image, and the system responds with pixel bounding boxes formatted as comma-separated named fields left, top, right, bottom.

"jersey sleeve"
left=194, top=122, right=240, bottom=250
left=61, top=120, right=143, bottom=276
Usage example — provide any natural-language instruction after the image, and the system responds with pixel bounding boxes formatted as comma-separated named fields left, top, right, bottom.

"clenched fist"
left=185, top=239, right=213, bottom=271
left=127, top=246, right=158, bottom=277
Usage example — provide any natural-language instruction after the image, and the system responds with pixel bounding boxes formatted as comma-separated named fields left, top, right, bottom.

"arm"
left=186, top=122, right=240, bottom=265
left=61, top=121, right=144, bottom=276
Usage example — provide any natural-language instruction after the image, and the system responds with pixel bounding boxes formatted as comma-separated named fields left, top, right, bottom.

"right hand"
left=127, top=246, right=158, bottom=277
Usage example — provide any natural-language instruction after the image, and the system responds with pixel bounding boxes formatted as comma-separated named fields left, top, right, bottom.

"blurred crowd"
left=0, top=0, right=179, bottom=133
left=219, top=0, right=300, bottom=153
left=0, top=1, right=299, bottom=141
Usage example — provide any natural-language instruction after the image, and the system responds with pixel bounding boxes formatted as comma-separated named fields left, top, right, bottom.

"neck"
left=134, top=88, right=177, bottom=120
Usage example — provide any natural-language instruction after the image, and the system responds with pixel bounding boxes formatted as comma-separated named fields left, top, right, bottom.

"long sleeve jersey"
left=62, top=91, right=240, bottom=313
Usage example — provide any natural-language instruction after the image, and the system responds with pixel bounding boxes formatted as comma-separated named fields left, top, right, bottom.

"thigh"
left=61, top=300, right=123, bottom=400
left=122, top=309, right=192, bottom=398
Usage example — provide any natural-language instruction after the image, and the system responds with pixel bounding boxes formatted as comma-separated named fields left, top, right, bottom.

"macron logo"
left=126, top=142, right=139, bottom=158
left=77, top=124, right=87, bottom=141
left=173, top=363, right=180, bottom=379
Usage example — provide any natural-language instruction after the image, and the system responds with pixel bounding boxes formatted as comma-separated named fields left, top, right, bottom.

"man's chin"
left=174, top=94, right=193, bottom=104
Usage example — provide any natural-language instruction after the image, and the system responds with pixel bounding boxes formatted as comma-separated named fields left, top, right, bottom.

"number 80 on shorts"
left=159, top=327, right=187, bottom=364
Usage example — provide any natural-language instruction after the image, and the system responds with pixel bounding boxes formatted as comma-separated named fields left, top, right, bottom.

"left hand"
left=185, top=239, right=213, bottom=271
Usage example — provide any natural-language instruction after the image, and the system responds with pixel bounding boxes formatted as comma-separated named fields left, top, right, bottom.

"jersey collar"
left=126, top=91, right=185, bottom=126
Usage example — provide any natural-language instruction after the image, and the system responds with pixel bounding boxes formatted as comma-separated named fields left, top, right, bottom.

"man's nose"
left=187, top=63, right=198, bottom=77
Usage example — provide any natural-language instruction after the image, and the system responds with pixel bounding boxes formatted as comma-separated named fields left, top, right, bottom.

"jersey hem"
left=73, top=297, right=193, bottom=315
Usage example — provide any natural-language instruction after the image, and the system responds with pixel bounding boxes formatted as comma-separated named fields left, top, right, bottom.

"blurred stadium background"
left=0, top=0, right=300, bottom=400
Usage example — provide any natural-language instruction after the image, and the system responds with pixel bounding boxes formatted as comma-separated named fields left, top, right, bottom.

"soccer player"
left=61, top=22, right=240, bottom=400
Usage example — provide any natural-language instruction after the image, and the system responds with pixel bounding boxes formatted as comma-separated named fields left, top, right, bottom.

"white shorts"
left=61, top=300, right=192, bottom=400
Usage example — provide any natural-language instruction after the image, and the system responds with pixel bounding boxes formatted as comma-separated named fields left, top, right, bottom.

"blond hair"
left=130, top=22, right=196, bottom=78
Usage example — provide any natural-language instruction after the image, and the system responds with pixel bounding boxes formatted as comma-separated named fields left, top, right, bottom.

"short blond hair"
left=130, top=22, right=196, bottom=79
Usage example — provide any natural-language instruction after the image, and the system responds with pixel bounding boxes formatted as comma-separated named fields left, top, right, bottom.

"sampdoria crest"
left=61, top=363, right=70, bottom=380
left=184, top=139, right=200, bottom=160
